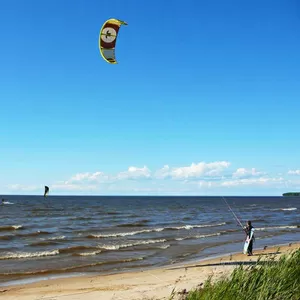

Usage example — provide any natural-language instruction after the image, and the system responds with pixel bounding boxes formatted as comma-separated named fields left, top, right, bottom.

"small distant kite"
left=44, top=186, right=49, bottom=198
left=99, top=18, right=128, bottom=64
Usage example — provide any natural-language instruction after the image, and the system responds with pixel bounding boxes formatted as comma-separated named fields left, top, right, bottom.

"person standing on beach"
left=245, top=220, right=255, bottom=256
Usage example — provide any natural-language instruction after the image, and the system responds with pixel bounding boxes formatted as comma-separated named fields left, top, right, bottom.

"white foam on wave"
left=175, top=232, right=221, bottom=241
left=270, top=207, right=297, bottom=211
left=256, top=225, right=298, bottom=231
left=88, top=222, right=226, bottom=239
left=89, top=228, right=164, bottom=238
left=0, top=250, right=59, bottom=260
left=76, top=250, right=102, bottom=256
left=194, top=232, right=221, bottom=239
left=0, top=225, right=23, bottom=231
left=99, top=239, right=167, bottom=250
left=12, top=225, right=23, bottom=230
left=168, top=222, right=226, bottom=231
left=48, top=235, right=66, bottom=240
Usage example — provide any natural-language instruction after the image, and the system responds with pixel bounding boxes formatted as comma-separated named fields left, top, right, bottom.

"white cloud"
left=199, top=181, right=214, bottom=188
left=8, top=184, right=40, bottom=191
left=221, top=176, right=285, bottom=187
left=7, top=160, right=299, bottom=195
left=232, top=168, right=265, bottom=179
left=52, top=182, right=98, bottom=191
left=116, top=166, right=151, bottom=180
left=154, top=165, right=171, bottom=179
left=288, top=169, right=300, bottom=175
left=66, top=171, right=108, bottom=184
left=285, top=179, right=300, bottom=188
left=155, top=161, right=230, bottom=180
left=173, top=161, right=230, bottom=179
left=51, top=171, right=112, bottom=192
left=197, top=176, right=286, bottom=190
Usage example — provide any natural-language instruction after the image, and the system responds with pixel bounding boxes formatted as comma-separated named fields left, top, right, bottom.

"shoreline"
left=0, top=241, right=291, bottom=288
left=1, top=242, right=299, bottom=300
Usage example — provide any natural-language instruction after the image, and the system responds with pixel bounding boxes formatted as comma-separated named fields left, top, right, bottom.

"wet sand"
left=1, top=243, right=299, bottom=300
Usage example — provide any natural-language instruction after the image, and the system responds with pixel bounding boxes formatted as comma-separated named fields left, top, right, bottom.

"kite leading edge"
left=99, top=18, right=128, bottom=64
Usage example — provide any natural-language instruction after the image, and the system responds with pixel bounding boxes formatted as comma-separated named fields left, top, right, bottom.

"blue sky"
left=1, top=0, right=300, bottom=196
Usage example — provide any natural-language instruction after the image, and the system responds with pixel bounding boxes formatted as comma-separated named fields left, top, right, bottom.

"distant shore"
left=2, top=242, right=299, bottom=300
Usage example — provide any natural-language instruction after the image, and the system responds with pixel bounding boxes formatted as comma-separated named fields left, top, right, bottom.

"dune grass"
left=181, top=248, right=300, bottom=300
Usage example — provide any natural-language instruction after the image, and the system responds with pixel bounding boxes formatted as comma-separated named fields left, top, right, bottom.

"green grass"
left=180, top=248, right=300, bottom=300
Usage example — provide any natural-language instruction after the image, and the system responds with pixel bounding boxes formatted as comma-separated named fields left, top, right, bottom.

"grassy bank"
left=180, top=248, right=300, bottom=300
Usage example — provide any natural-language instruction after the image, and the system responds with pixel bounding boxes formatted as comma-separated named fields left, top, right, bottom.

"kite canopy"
left=99, top=18, right=127, bottom=64
left=44, top=186, right=49, bottom=198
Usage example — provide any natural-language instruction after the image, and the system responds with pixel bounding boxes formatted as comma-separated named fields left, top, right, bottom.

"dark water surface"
left=0, top=196, right=299, bottom=285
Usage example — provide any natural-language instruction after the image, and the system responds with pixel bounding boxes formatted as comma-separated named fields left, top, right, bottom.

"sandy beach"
left=1, top=242, right=299, bottom=300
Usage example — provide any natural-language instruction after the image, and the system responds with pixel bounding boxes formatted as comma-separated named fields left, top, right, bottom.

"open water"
left=0, top=195, right=299, bottom=285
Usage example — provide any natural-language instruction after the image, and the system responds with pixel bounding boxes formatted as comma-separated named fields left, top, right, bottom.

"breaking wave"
left=0, top=225, right=23, bottom=232
left=87, top=222, right=226, bottom=239
left=48, top=235, right=66, bottom=240
left=72, top=250, right=102, bottom=256
left=175, top=232, right=221, bottom=241
left=0, top=250, right=59, bottom=260
left=99, top=239, right=167, bottom=250
left=2, top=201, right=14, bottom=205
left=256, top=225, right=298, bottom=231
left=269, top=208, right=297, bottom=211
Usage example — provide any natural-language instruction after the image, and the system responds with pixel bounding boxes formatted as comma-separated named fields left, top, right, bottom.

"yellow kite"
left=99, top=18, right=128, bottom=64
